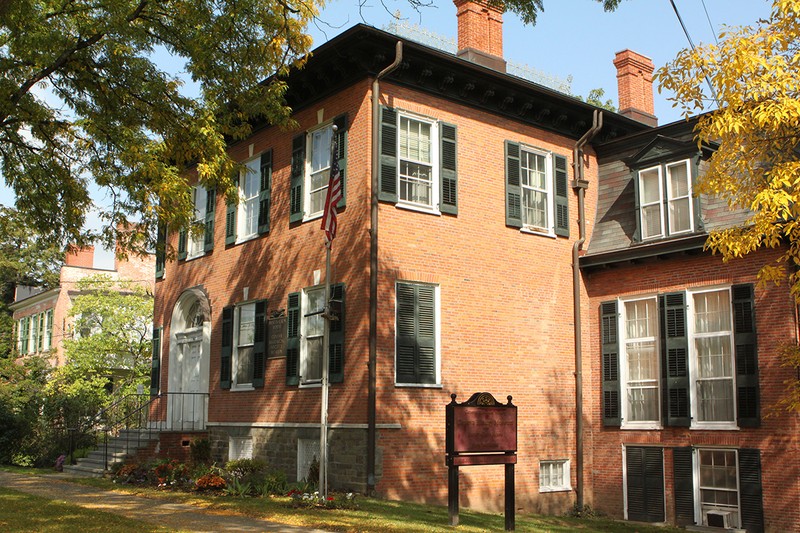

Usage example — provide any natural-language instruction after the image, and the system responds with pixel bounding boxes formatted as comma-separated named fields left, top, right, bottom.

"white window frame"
left=232, top=302, right=256, bottom=390
left=619, top=295, right=662, bottom=429
left=666, top=159, right=694, bottom=235
left=688, top=286, right=737, bottom=430
left=42, top=310, right=53, bottom=352
left=693, top=448, right=741, bottom=529
left=228, top=436, right=253, bottom=461
left=236, top=157, right=261, bottom=243
left=188, top=184, right=207, bottom=259
left=539, top=459, right=571, bottom=492
left=303, top=122, right=335, bottom=222
left=300, top=286, right=325, bottom=386
left=396, top=112, right=440, bottom=214
left=519, top=146, right=554, bottom=236
left=638, top=164, right=665, bottom=240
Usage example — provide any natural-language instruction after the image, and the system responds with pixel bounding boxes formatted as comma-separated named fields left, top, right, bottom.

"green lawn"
left=68, top=476, right=683, bottom=533
left=0, top=487, right=174, bottom=533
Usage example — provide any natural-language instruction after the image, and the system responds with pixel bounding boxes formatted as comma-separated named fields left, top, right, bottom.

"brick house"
left=11, top=245, right=155, bottom=368
left=150, top=1, right=797, bottom=530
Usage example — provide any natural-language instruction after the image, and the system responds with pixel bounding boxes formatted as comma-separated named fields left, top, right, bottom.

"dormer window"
left=636, top=158, right=694, bottom=240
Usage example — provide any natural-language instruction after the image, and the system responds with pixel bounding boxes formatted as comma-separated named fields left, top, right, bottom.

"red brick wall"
left=584, top=248, right=800, bottom=532
left=454, top=0, right=504, bottom=58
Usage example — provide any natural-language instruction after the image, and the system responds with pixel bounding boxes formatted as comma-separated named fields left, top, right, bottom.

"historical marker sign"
left=267, top=315, right=287, bottom=359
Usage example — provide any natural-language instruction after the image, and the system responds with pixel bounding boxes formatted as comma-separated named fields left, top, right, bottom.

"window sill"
left=396, top=202, right=441, bottom=216
left=520, top=227, right=556, bottom=238
left=235, top=234, right=258, bottom=245
left=691, top=423, right=739, bottom=431
left=299, top=380, right=322, bottom=389
left=622, top=423, right=663, bottom=431
left=303, top=213, right=323, bottom=223
left=395, top=382, right=443, bottom=389
left=232, top=385, right=255, bottom=392
left=539, top=486, right=572, bottom=493
left=185, top=252, right=206, bottom=261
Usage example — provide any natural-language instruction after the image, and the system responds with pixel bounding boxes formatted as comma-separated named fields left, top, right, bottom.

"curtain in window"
left=625, top=299, right=659, bottom=422
left=693, top=291, right=735, bottom=422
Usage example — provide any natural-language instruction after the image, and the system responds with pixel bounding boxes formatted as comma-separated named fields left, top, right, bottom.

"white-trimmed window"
left=305, top=124, right=334, bottom=220
left=232, top=303, right=256, bottom=389
left=520, top=147, right=553, bottom=232
left=229, top=436, right=253, bottom=461
left=395, top=282, right=440, bottom=386
left=297, top=438, right=320, bottom=482
left=621, top=297, right=661, bottom=427
left=188, top=184, right=207, bottom=259
left=539, top=459, right=571, bottom=492
left=637, top=158, right=694, bottom=240
left=301, top=287, right=325, bottom=385
left=696, top=448, right=740, bottom=528
left=398, top=114, right=438, bottom=210
left=689, top=288, right=736, bottom=427
left=237, top=158, right=261, bottom=241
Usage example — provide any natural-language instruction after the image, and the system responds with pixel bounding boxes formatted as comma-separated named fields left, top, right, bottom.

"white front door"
left=171, top=328, right=206, bottom=429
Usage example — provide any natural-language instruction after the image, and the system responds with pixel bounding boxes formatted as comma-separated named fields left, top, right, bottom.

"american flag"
left=320, top=129, right=342, bottom=245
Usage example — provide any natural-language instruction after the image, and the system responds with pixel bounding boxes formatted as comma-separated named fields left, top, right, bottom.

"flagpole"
left=319, top=124, right=339, bottom=500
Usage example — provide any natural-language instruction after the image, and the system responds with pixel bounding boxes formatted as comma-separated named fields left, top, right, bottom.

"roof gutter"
left=572, top=109, right=602, bottom=511
left=368, top=41, right=403, bottom=495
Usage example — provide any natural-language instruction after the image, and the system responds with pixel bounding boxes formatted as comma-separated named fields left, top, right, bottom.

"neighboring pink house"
left=10, top=245, right=155, bottom=367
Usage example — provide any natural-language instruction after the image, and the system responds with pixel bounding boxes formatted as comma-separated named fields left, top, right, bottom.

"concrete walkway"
left=0, top=471, right=329, bottom=533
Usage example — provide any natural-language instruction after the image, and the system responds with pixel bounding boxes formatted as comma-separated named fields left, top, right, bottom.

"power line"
left=668, top=0, right=720, bottom=107
left=700, top=0, right=720, bottom=45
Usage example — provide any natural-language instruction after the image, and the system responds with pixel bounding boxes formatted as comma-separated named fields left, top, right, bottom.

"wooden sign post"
left=446, top=392, right=517, bottom=531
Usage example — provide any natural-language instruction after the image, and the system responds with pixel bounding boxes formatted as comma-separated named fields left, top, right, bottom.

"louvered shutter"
left=252, top=300, right=267, bottom=388
left=286, top=292, right=300, bottom=385
left=333, top=114, right=348, bottom=209
left=378, top=106, right=398, bottom=203
left=204, top=188, right=215, bottom=252
left=258, top=150, right=273, bottom=235
left=554, top=154, right=570, bottom=237
left=672, top=447, right=695, bottom=526
left=329, top=283, right=345, bottom=383
left=396, top=283, right=436, bottom=384
left=150, top=328, right=161, bottom=396
left=732, top=284, right=759, bottom=427
left=601, top=300, right=621, bottom=426
left=155, top=222, right=166, bottom=279
left=290, top=135, right=305, bottom=223
left=625, top=447, right=665, bottom=523
left=738, top=448, right=765, bottom=533
left=505, top=141, right=523, bottom=228
left=177, top=229, right=187, bottom=260
left=632, top=171, right=642, bottom=242
left=660, top=292, right=690, bottom=427
left=220, top=306, right=233, bottom=390
left=225, top=199, right=236, bottom=245
left=440, top=122, right=458, bottom=215
left=691, top=157, right=704, bottom=233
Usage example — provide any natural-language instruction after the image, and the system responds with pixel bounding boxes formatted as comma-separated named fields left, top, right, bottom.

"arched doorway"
left=168, top=288, right=211, bottom=430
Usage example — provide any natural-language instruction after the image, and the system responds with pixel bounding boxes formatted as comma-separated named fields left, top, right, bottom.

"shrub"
left=225, top=458, right=268, bottom=480
left=114, top=462, right=148, bottom=484
left=189, top=438, right=212, bottom=465
left=195, top=473, right=226, bottom=491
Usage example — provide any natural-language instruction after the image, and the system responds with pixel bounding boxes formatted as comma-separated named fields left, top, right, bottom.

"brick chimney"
left=613, top=49, right=657, bottom=126
left=454, top=0, right=506, bottom=72
left=64, top=245, right=95, bottom=268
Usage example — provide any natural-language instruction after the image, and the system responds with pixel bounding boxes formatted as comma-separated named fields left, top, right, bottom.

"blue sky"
left=2, top=0, right=774, bottom=268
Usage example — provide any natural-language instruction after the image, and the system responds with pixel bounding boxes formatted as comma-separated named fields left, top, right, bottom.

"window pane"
left=399, top=161, right=432, bottom=205
left=697, top=379, right=735, bottom=421
left=236, top=346, right=253, bottom=384
left=642, top=205, right=662, bottom=238
left=400, top=117, right=431, bottom=163
left=311, top=127, right=332, bottom=173
left=522, top=189, right=547, bottom=228
left=694, top=291, right=731, bottom=333
left=640, top=168, right=661, bottom=204
left=238, top=304, right=255, bottom=346
left=669, top=198, right=691, bottom=233
left=625, top=299, right=656, bottom=338
left=668, top=161, right=689, bottom=198
left=304, top=338, right=323, bottom=381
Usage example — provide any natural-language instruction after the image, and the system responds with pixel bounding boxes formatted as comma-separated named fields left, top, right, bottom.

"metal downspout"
left=368, top=41, right=403, bottom=495
left=572, top=110, right=602, bottom=510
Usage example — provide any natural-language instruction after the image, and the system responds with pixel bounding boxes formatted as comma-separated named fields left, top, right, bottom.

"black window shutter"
left=150, top=327, right=161, bottom=396
left=632, top=171, right=642, bottom=242
left=738, top=448, right=765, bottom=533
left=672, top=447, right=695, bottom=526
left=601, top=300, right=621, bottom=426
left=329, top=283, right=345, bottom=383
left=733, top=284, right=759, bottom=427
left=333, top=114, right=348, bottom=209
left=625, top=447, right=665, bottom=523
left=396, top=283, right=436, bottom=384
left=155, top=222, right=166, bottom=279
left=378, top=106, right=398, bottom=203
left=221, top=306, right=233, bottom=390
left=204, top=188, right=215, bottom=252
left=252, top=300, right=267, bottom=388
left=290, top=134, right=305, bottom=223
left=505, top=141, right=523, bottom=228
left=660, top=293, right=691, bottom=427
left=225, top=199, right=236, bottom=245
left=440, top=122, right=458, bottom=215
left=554, top=154, right=570, bottom=237
left=177, top=228, right=187, bottom=260
left=286, top=292, right=300, bottom=385
left=258, top=149, right=273, bottom=235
